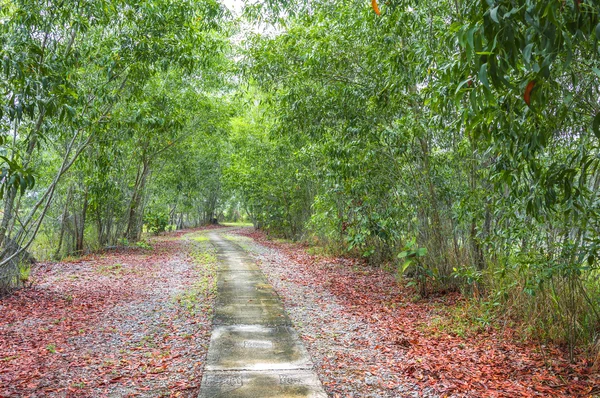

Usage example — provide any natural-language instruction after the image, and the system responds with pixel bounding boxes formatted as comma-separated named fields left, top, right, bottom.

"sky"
left=220, top=0, right=282, bottom=38
left=221, top=0, right=245, bottom=16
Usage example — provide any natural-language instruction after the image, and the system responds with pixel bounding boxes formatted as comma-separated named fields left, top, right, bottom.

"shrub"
left=144, top=210, right=169, bottom=236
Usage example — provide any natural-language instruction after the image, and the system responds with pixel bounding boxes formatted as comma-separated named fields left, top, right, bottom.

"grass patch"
left=303, top=236, right=348, bottom=257
left=96, top=263, right=124, bottom=276
left=423, top=300, right=495, bottom=339
left=306, top=245, right=329, bottom=257
left=193, top=247, right=217, bottom=265
left=173, top=240, right=217, bottom=316
left=223, top=234, right=255, bottom=252
left=135, top=239, right=153, bottom=250
left=186, top=228, right=214, bottom=242
left=95, top=263, right=140, bottom=277
left=273, top=237, right=293, bottom=244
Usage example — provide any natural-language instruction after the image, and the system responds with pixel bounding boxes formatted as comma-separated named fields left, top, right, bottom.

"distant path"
left=199, top=231, right=327, bottom=397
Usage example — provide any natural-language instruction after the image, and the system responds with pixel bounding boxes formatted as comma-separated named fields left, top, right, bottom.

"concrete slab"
left=217, top=281, right=276, bottom=296
left=216, top=288, right=280, bottom=303
left=205, top=325, right=312, bottom=371
left=199, top=231, right=327, bottom=397
left=215, top=297, right=283, bottom=305
left=214, top=301, right=288, bottom=326
left=199, top=370, right=328, bottom=398
left=217, top=271, right=268, bottom=285
left=215, top=257, right=261, bottom=272
left=213, top=312, right=291, bottom=326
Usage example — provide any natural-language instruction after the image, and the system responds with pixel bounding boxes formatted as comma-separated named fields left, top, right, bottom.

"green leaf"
left=593, top=112, right=600, bottom=140
left=490, top=6, right=500, bottom=23
left=455, top=78, right=472, bottom=95
left=479, top=63, right=490, bottom=90
left=466, top=27, right=475, bottom=59
left=523, top=43, right=533, bottom=64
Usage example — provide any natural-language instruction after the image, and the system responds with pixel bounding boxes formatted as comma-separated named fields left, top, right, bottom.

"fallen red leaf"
left=236, top=227, right=600, bottom=397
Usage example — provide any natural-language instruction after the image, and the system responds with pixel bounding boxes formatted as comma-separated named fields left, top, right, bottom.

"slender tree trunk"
left=419, top=137, right=448, bottom=273
left=126, top=160, right=150, bottom=241
left=96, top=206, right=104, bottom=248
left=0, top=187, right=18, bottom=250
left=73, top=213, right=79, bottom=254
left=54, top=186, right=73, bottom=259
left=169, top=204, right=177, bottom=225
left=76, top=187, right=89, bottom=254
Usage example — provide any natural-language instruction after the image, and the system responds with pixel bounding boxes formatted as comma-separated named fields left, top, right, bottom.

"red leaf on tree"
left=524, top=80, right=535, bottom=106
left=372, top=0, right=381, bottom=15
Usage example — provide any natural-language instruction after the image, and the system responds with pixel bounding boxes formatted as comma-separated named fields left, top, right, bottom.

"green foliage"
left=398, top=239, right=430, bottom=297
left=144, top=210, right=169, bottom=236
left=399, top=241, right=428, bottom=272
left=0, top=0, right=229, bottom=292
left=18, top=263, right=31, bottom=285
left=0, top=157, right=35, bottom=199
left=227, top=0, right=600, bottom=353
left=223, top=100, right=314, bottom=239
left=2, top=0, right=599, bottom=356
left=46, top=344, right=57, bottom=354
left=135, top=240, right=153, bottom=250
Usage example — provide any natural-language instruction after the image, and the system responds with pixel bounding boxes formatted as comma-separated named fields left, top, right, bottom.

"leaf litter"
left=231, top=228, right=599, bottom=398
left=2, top=225, right=598, bottom=398
left=0, top=226, right=221, bottom=398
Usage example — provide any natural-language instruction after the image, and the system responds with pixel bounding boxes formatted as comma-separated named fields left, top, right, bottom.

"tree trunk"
left=54, top=186, right=73, bottom=259
left=419, top=136, right=448, bottom=274
left=125, top=160, right=150, bottom=242
left=0, top=187, right=18, bottom=250
left=75, top=187, right=89, bottom=254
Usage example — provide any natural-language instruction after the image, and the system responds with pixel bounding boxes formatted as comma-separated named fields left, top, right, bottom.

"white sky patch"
left=221, top=0, right=245, bottom=16
left=221, top=0, right=283, bottom=45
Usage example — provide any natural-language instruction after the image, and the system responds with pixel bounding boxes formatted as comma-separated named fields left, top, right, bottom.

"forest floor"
left=0, top=226, right=221, bottom=398
left=1, top=226, right=598, bottom=397
left=227, top=228, right=600, bottom=398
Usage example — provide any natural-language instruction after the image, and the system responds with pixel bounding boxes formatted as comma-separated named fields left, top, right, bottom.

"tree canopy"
left=1, top=0, right=599, bottom=356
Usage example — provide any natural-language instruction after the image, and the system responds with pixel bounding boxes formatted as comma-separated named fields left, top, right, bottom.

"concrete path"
left=199, top=231, right=328, bottom=398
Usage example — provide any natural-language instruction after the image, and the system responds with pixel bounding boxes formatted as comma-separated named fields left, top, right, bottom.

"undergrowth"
left=304, top=233, right=600, bottom=360
left=173, top=237, right=217, bottom=316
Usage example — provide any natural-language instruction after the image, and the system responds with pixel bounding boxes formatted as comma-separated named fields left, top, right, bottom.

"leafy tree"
left=231, top=0, right=600, bottom=352
left=0, top=0, right=225, bottom=292
left=2, top=0, right=599, bottom=357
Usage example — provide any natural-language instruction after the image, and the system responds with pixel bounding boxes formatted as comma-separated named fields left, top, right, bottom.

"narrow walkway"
left=199, top=231, right=328, bottom=397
